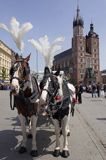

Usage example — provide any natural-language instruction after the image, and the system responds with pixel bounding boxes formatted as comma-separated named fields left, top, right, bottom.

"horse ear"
left=54, top=68, right=60, bottom=76
left=24, top=53, right=31, bottom=62
left=44, top=66, right=50, bottom=75
left=15, top=53, right=20, bottom=60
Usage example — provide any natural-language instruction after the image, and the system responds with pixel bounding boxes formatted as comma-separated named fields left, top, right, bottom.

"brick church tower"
left=72, top=5, right=100, bottom=84
left=53, top=5, right=100, bottom=85
left=72, top=5, right=85, bottom=83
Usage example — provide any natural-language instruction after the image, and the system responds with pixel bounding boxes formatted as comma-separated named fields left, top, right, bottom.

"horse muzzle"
left=11, top=85, right=19, bottom=95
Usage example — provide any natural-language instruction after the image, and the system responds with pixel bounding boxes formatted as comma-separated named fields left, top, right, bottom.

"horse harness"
left=40, top=75, right=71, bottom=119
left=10, top=62, right=40, bottom=117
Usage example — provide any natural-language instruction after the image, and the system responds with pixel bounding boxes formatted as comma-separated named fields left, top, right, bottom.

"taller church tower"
left=72, top=6, right=100, bottom=84
left=72, top=5, right=85, bottom=83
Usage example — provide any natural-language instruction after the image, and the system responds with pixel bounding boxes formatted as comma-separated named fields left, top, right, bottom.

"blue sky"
left=0, top=0, right=106, bottom=72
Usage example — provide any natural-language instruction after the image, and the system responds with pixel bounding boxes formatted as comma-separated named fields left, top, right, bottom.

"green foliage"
left=64, top=74, right=77, bottom=85
left=1, top=67, right=7, bottom=81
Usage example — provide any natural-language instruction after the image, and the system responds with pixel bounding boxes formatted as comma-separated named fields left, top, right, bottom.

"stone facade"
left=0, top=40, right=15, bottom=81
left=53, top=6, right=100, bottom=85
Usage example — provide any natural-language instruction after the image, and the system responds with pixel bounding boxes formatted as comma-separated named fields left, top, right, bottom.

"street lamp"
left=36, top=50, right=38, bottom=74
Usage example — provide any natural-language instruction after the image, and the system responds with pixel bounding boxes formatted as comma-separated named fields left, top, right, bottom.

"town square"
left=0, top=0, right=106, bottom=159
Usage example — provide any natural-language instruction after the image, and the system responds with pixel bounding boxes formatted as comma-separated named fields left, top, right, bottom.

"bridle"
left=40, top=74, right=63, bottom=115
left=10, top=62, right=30, bottom=110
left=41, top=74, right=60, bottom=98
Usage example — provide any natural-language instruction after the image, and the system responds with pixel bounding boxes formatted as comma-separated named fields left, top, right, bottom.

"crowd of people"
left=1, top=77, right=106, bottom=103
left=0, top=83, right=10, bottom=90
left=91, top=82, right=106, bottom=98
left=74, top=81, right=106, bottom=104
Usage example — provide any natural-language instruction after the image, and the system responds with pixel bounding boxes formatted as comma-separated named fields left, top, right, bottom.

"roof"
left=54, top=48, right=72, bottom=61
left=101, top=69, right=106, bottom=73
left=0, top=40, right=15, bottom=53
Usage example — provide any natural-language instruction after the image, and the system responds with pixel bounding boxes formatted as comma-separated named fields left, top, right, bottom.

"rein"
left=10, top=76, right=26, bottom=110
left=10, top=74, right=40, bottom=112
left=10, top=91, right=15, bottom=110
left=43, top=79, right=74, bottom=116
left=42, top=79, right=62, bottom=115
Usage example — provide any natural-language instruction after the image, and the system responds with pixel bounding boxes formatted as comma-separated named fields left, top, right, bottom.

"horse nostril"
left=15, top=85, right=18, bottom=90
left=11, top=85, right=17, bottom=93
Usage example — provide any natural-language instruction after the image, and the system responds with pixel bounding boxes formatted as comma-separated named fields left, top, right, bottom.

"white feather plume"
left=28, top=35, right=64, bottom=68
left=0, top=17, right=33, bottom=51
left=0, top=23, right=9, bottom=31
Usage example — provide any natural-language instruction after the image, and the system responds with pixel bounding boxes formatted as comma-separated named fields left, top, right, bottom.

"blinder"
left=50, top=75, right=59, bottom=91
left=40, top=74, right=60, bottom=96
left=10, top=63, right=20, bottom=83
left=10, top=63, right=20, bottom=77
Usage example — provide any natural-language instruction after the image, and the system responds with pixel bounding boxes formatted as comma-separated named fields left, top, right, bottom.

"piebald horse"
left=10, top=54, right=40, bottom=157
left=39, top=67, right=76, bottom=158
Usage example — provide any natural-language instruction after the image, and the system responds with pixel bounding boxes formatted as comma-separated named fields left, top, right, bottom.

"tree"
left=1, top=67, right=7, bottom=81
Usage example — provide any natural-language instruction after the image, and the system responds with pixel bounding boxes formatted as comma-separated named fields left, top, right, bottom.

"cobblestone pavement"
left=0, top=91, right=106, bottom=160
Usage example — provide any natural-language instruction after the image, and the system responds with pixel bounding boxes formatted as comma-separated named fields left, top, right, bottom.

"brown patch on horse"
left=16, top=87, right=39, bottom=117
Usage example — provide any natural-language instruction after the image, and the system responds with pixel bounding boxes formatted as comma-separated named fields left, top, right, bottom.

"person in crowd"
left=97, top=82, right=101, bottom=97
left=91, top=82, right=97, bottom=98
left=75, top=84, right=79, bottom=102
left=100, top=83, right=104, bottom=99
left=77, top=82, right=83, bottom=103
left=103, top=84, right=106, bottom=98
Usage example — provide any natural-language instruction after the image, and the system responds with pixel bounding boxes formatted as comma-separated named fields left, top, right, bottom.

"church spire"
left=76, top=3, right=80, bottom=19
left=73, top=4, right=84, bottom=28
left=87, top=22, right=98, bottom=38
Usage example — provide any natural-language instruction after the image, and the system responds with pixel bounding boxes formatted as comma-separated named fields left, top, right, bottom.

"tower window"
left=94, top=60, right=97, bottom=63
left=80, top=58, right=83, bottom=62
left=94, top=65, right=97, bottom=69
left=81, top=74, right=83, bottom=79
left=80, top=64, right=83, bottom=68
left=80, top=40, right=83, bottom=44
left=80, top=52, right=83, bottom=56
left=79, top=46, right=84, bottom=51
left=93, top=49, right=96, bottom=52
left=94, top=41, right=97, bottom=45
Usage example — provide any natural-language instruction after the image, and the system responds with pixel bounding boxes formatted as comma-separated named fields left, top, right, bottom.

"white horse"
left=39, top=67, right=76, bottom=158
left=10, top=54, right=40, bottom=157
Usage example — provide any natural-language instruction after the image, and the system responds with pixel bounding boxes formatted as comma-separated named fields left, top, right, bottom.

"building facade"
left=101, top=70, right=106, bottom=84
left=53, top=6, right=100, bottom=85
left=0, top=40, right=15, bottom=81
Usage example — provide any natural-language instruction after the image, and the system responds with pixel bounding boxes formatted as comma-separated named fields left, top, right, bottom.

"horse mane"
left=9, top=66, right=14, bottom=76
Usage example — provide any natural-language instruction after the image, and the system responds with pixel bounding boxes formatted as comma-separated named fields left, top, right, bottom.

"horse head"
left=39, top=67, right=64, bottom=107
left=10, top=53, right=31, bottom=95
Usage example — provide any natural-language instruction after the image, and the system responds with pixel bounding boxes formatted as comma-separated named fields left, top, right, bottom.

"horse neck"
left=66, top=82, right=76, bottom=99
left=41, top=79, right=49, bottom=101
